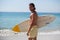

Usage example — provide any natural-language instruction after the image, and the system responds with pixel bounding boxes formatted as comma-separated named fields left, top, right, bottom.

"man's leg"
left=28, top=38, right=32, bottom=40
left=33, top=37, right=37, bottom=40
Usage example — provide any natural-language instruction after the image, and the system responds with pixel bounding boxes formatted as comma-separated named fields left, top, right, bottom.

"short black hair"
left=29, top=3, right=35, bottom=7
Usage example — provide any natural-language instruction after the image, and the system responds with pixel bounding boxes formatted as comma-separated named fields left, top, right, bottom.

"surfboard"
left=12, top=15, right=55, bottom=32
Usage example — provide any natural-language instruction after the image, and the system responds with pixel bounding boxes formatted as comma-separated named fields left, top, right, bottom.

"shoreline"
left=0, top=29, right=60, bottom=40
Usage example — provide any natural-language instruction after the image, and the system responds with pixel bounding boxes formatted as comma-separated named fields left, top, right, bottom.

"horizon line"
left=0, top=12, right=60, bottom=13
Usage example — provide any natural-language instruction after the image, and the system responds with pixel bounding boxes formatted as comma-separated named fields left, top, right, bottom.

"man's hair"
left=29, top=3, right=36, bottom=10
left=29, top=3, right=35, bottom=7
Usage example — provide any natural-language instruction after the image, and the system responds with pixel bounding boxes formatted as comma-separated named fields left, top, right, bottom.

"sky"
left=0, top=0, right=60, bottom=12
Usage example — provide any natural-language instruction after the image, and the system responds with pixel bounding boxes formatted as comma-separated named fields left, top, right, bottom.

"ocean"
left=0, top=12, right=60, bottom=31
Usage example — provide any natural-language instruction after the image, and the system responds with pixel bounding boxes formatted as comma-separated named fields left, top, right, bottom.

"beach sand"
left=0, top=29, right=60, bottom=40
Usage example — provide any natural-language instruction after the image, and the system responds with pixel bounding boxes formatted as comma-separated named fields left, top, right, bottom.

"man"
left=27, top=3, right=38, bottom=40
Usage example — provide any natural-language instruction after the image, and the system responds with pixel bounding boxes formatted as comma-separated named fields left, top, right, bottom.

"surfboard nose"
left=12, top=25, right=21, bottom=32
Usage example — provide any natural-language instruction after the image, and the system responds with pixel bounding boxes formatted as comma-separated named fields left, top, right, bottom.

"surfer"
left=27, top=3, right=38, bottom=40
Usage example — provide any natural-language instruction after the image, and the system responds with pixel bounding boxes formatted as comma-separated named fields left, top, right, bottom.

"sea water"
left=0, top=12, right=60, bottom=31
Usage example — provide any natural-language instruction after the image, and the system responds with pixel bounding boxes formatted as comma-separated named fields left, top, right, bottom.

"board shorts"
left=28, top=25, right=38, bottom=38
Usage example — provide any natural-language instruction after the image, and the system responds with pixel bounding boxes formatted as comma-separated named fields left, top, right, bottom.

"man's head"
left=29, top=3, right=36, bottom=12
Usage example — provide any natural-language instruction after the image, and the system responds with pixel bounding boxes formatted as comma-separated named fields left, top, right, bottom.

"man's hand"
left=27, top=32, right=29, bottom=36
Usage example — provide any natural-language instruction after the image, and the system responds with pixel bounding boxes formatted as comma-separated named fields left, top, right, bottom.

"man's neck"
left=31, top=11, right=35, bottom=13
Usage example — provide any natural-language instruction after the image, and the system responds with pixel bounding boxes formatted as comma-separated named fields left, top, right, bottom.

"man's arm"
left=27, top=13, right=35, bottom=33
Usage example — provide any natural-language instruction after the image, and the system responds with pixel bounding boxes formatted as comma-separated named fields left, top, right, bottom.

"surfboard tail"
left=12, top=25, right=21, bottom=32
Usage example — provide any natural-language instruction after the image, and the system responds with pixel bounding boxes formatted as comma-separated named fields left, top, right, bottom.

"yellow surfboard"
left=12, top=15, right=55, bottom=32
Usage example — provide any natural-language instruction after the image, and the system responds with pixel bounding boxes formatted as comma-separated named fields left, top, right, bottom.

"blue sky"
left=0, top=0, right=60, bottom=12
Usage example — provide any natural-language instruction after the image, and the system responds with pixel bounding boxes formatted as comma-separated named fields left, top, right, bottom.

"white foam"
left=0, top=29, right=60, bottom=40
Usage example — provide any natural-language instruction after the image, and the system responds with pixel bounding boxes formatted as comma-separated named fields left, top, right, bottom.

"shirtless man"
left=27, top=3, right=38, bottom=40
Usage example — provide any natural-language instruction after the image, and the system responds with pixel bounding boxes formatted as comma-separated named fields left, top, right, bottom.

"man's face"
left=29, top=5, right=34, bottom=11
